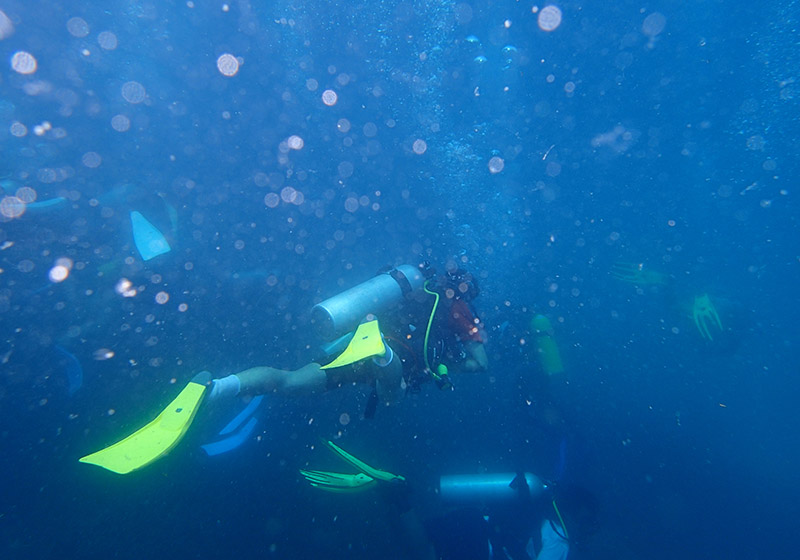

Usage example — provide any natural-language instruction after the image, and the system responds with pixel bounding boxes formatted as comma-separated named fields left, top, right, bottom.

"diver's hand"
left=692, top=294, right=723, bottom=340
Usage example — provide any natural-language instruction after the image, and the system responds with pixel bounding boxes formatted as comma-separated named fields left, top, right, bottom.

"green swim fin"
left=299, top=469, right=377, bottom=492
left=130, top=210, right=171, bottom=261
left=79, top=372, right=210, bottom=474
left=324, top=440, right=404, bottom=482
left=299, top=440, right=404, bottom=493
left=321, top=320, right=385, bottom=370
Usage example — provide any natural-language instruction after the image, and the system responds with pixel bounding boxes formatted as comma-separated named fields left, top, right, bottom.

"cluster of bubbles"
left=0, top=198, right=24, bottom=219
left=285, top=135, right=304, bottom=150
left=590, top=125, right=640, bottom=154
left=115, top=278, right=137, bottom=298
left=1, top=185, right=40, bottom=219
left=277, top=134, right=305, bottom=165
left=264, top=187, right=305, bottom=208
left=8, top=120, right=62, bottom=138
left=5, top=13, right=125, bottom=112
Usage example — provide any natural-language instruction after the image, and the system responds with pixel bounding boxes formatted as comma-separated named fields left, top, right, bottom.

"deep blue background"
left=1, top=1, right=798, bottom=558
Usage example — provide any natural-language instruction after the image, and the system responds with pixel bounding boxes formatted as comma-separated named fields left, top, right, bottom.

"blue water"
left=1, top=1, right=797, bottom=558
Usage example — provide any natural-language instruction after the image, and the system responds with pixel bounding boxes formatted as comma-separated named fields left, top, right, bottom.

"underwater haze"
left=1, top=1, right=798, bottom=559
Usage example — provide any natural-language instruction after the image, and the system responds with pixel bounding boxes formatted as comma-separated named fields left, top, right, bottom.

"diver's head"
left=443, top=268, right=480, bottom=302
left=551, top=484, right=599, bottom=548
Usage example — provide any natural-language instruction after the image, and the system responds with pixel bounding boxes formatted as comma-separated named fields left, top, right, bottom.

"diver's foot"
left=207, top=373, right=241, bottom=401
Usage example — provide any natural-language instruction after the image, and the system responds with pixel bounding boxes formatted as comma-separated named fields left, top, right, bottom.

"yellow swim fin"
left=321, top=320, right=385, bottom=370
left=79, top=372, right=210, bottom=474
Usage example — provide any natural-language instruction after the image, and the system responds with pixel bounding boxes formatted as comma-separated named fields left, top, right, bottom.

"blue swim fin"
left=201, top=417, right=258, bottom=456
left=201, top=395, right=264, bottom=456
left=130, top=211, right=171, bottom=261
left=54, top=345, right=83, bottom=396
left=219, top=395, right=263, bottom=435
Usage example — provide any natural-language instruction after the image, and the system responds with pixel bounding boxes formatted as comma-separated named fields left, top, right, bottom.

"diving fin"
left=219, top=395, right=264, bottom=436
left=130, top=210, right=171, bottom=261
left=300, top=440, right=404, bottom=493
left=299, top=469, right=376, bottom=492
left=324, top=440, right=404, bottom=482
left=201, top=417, right=258, bottom=457
left=200, top=395, right=264, bottom=456
left=79, top=372, right=210, bottom=474
left=321, top=320, right=385, bottom=370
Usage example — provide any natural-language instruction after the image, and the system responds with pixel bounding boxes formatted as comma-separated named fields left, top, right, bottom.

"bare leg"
left=235, top=362, right=327, bottom=397
left=212, top=345, right=403, bottom=402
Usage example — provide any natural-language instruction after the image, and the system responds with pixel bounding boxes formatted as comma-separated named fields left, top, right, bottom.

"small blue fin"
left=130, top=211, right=171, bottom=261
left=219, top=395, right=264, bottom=435
left=54, top=345, right=83, bottom=396
left=320, top=330, right=355, bottom=357
left=201, top=417, right=258, bottom=456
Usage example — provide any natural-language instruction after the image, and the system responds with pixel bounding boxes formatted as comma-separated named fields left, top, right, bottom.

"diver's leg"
left=209, top=363, right=326, bottom=401
left=237, top=363, right=326, bottom=396
left=373, top=345, right=404, bottom=405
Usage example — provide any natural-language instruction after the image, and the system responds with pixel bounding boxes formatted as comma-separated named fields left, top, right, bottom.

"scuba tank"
left=440, top=472, right=547, bottom=504
left=311, top=264, right=425, bottom=339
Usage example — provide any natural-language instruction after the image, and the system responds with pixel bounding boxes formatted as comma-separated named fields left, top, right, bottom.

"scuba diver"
left=375, top=262, right=489, bottom=391
left=79, top=262, right=490, bottom=474
left=209, top=261, right=488, bottom=401
left=299, top=440, right=598, bottom=560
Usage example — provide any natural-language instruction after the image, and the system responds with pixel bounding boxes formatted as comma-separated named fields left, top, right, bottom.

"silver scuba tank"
left=311, top=264, right=425, bottom=338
